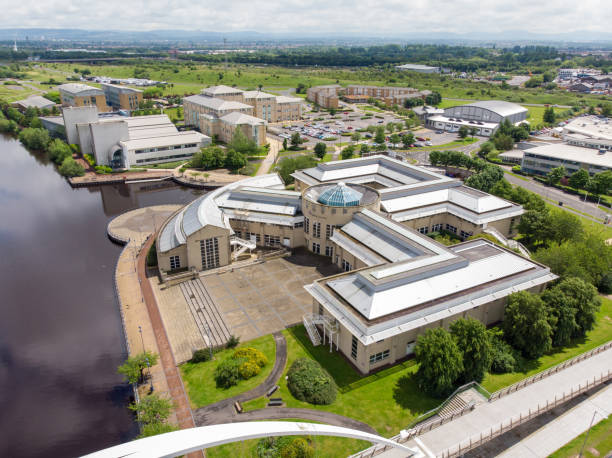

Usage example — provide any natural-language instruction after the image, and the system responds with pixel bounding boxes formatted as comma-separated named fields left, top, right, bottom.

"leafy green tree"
left=547, top=166, right=566, bottom=185
left=47, top=139, right=72, bottom=164
left=402, top=132, right=415, bottom=148
left=389, top=133, right=401, bottom=145
left=589, top=170, right=612, bottom=195
left=117, top=351, right=159, bottom=384
left=568, top=169, right=590, bottom=190
left=415, top=328, right=463, bottom=397
left=18, top=127, right=50, bottom=150
left=282, top=138, right=288, bottom=151
left=287, top=358, right=337, bottom=405
left=503, top=291, right=552, bottom=359
left=518, top=209, right=552, bottom=247
left=601, top=104, right=612, bottom=118
left=359, top=143, right=370, bottom=156
left=129, top=394, right=173, bottom=424
left=224, top=149, right=247, bottom=171
left=276, top=156, right=317, bottom=184
left=469, top=127, right=478, bottom=138
left=425, top=91, right=442, bottom=106
left=555, top=277, right=601, bottom=337
left=0, top=119, right=18, bottom=134
left=374, top=126, right=386, bottom=144
left=351, top=132, right=361, bottom=142
left=386, top=123, right=395, bottom=133
left=548, top=209, right=583, bottom=245
left=464, top=164, right=504, bottom=192
left=58, top=157, right=85, bottom=177
left=314, top=142, right=327, bottom=159
left=229, top=128, right=257, bottom=155
left=541, top=286, right=579, bottom=347
left=458, top=126, right=469, bottom=139
left=191, top=146, right=226, bottom=169
left=543, top=106, right=556, bottom=124
left=450, top=318, right=491, bottom=383
left=493, top=133, right=514, bottom=151
left=290, top=132, right=301, bottom=148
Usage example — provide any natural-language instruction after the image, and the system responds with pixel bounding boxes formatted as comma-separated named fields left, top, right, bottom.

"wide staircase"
left=180, top=279, right=232, bottom=348
left=438, top=395, right=468, bottom=419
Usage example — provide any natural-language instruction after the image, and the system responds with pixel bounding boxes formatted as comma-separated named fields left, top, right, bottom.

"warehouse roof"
left=184, top=94, right=252, bottom=112
left=524, top=143, right=612, bottom=168
left=459, top=100, right=528, bottom=118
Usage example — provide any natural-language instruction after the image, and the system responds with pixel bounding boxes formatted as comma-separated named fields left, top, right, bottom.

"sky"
left=2, top=0, right=612, bottom=36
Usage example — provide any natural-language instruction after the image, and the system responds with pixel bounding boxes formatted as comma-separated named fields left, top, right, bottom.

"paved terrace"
left=377, top=345, right=612, bottom=458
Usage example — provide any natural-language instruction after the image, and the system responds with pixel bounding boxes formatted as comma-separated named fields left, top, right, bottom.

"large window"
left=169, top=255, right=181, bottom=270
left=445, top=224, right=457, bottom=234
left=304, top=217, right=310, bottom=234
left=325, top=245, right=333, bottom=257
left=342, top=259, right=352, bottom=272
left=264, top=234, right=280, bottom=247
left=325, top=224, right=334, bottom=238
left=418, top=226, right=429, bottom=234
left=313, top=222, right=321, bottom=238
left=460, top=230, right=473, bottom=240
left=351, top=336, right=358, bottom=360
left=369, top=349, right=390, bottom=365
left=432, top=223, right=443, bottom=232
left=200, top=237, right=220, bottom=270
left=312, top=242, right=320, bottom=254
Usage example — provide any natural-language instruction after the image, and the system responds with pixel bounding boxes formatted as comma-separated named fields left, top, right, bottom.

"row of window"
left=369, top=349, right=390, bottom=365
left=169, top=255, right=181, bottom=270
left=200, top=237, right=220, bottom=270
left=135, top=144, right=196, bottom=154
left=303, top=201, right=349, bottom=215
left=135, top=153, right=193, bottom=164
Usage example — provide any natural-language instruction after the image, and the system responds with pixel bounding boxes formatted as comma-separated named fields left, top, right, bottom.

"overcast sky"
left=2, top=0, right=612, bottom=36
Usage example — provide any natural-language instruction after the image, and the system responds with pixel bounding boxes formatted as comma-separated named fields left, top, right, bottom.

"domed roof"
left=317, top=182, right=363, bottom=207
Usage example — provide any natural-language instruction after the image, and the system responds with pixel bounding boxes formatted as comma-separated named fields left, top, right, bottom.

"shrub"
left=488, top=332, right=516, bottom=374
left=226, top=335, right=240, bottom=349
left=190, top=348, right=212, bottom=363
left=47, top=139, right=73, bottom=164
left=83, top=153, right=96, bottom=166
left=18, top=127, right=50, bottom=151
left=0, top=118, right=18, bottom=134
left=287, top=358, right=337, bottom=405
left=238, top=360, right=261, bottom=379
left=232, top=347, right=268, bottom=368
left=95, top=165, right=113, bottom=174
left=58, top=157, right=85, bottom=177
left=214, top=357, right=244, bottom=388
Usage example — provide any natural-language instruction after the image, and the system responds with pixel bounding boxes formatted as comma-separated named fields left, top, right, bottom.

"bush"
left=214, top=357, right=244, bottom=388
left=226, top=335, right=240, bottom=349
left=94, top=165, right=113, bottom=174
left=58, top=157, right=85, bottom=177
left=238, top=360, right=261, bottom=379
left=18, top=127, right=50, bottom=151
left=488, top=332, right=516, bottom=373
left=233, top=347, right=268, bottom=368
left=287, top=358, right=337, bottom=405
left=191, top=348, right=213, bottom=363
left=83, top=153, right=96, bottom=166
left=0, top=118, right=18, bottom=134
left=47, top=139, right=73, bottom=164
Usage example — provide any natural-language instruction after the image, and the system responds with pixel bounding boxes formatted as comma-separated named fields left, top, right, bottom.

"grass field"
left=180, top=334, right=276, bottom=408
left=550, top=410, right=612, bottom=458
left=524, top=105, right=570, bottom=125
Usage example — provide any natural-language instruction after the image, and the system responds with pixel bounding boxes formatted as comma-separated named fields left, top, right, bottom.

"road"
left=503, top=170, right=608, bottom=222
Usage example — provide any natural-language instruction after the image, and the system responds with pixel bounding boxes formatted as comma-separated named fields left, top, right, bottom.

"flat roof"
left=395, top=64, right=439, bottom=70
left=57, top=83, right=103, bottom=95
left=184, top=94, right=253, bottom=112
left=13, top=95, right=55, bottom=109
left=524, top=143, right=612, bottom=168
left=499, top=150, right=525, bottom=159
left=120, top=131, right=208, bottom=150
left=563, top=116, right=612, bottom=141
left=275, top=95, right=303, bottom=104
left=100, top=82, right=143, bottom=94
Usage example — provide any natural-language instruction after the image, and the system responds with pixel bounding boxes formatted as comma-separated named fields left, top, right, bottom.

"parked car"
left=416, top=137, right=425, bottom=141
left=435, top=130, right=443, bottom=134
left=378, top=120, right=384, bottom=123
left=425, top=141, right=433, bottom=146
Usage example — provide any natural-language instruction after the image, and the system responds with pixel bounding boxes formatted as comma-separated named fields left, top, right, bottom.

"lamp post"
left=204, top=323, right=213, bottom=360
left=579, top=411, right=600, bottom=458
left=138, top=325, right=154, bottom=393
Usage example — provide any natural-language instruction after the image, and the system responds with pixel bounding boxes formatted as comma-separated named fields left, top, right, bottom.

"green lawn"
left=524, top=105, right=570, bottom=125
left=180, top=334, right=276, bottom=408
left=438, top=99, right=472, bottom=108
left=321, top=153, right=334, bottom=162
left=550, top=411, right=612, bottom=458
left=482, top=296, right=612, bottom=392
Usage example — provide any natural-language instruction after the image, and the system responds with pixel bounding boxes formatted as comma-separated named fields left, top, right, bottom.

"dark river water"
left=0, top=134, right=202, bottom=458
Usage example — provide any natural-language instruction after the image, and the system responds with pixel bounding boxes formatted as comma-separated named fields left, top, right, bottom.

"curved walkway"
left=193, top=332, right=287, bottom=425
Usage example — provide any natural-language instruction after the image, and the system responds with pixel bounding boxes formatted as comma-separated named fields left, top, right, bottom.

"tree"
left=341, top=144, right=355, bottom=159
left=450, top=318, right=491, bottom=383
left=138, top=422, right=178, bottom=439
left=469, top=127, right=478, bottom=139
left=225, top=149, right=247, bottom=171
left=290, top=132, right=301, bottom=149
left=547, top=166, right=566, bottom=185
left=518, top=209, right=552, bottom=247
left=229, top=128, right=257, bottom=155
left=58, top=157, right=85, bottom=177
left=589, top=170, right=612, bottom=195
left=543, top=106, right=556, bottom=124
left=18, top=127, right=49, bottom=150
left=464, top=164, right=504, bottom=192
left=415, top=328, right=463, bottom=397
left=314, top=142, right=327, bottom=159
left=389, top=133, right=401, bottom=146
left=128, top=393, right=173, bottom=424
left=402, top=132, right=415, bottom=148
left=458, top=126, right=469, bottom=139
left=276, top=156, right=317, bottom=184
left=601, top=104, right=612, bottom=118
left=386, top=123, right=395, bottom=133
left=493, top=133, right=513, bottom=151
left=192, top=146, right=226, bottom=170
left=329, top=108, right=336, bottom=116
left=117, top=351, right=159, bottom=384
left=374, top=126, right=386, bottom=144
left=503, top=291, right=552, bottom=359
left=425, top=91, right=442, bottom=106
left=287, top=358, right=337, bottom=405
left=548, top=209, right=583, bottom=245
left=359, top=143, right=370, bottom=156
left=541, top=286, right=578, bottom=347
left=282, top=138, right=288, bottom=151
left=555, top=277, right=601, bottom=337
left=569, top=169, right=590, bottom=190
left=47, top=139, right=72, bottom=164
left=351, top=132, right=361, bottom=142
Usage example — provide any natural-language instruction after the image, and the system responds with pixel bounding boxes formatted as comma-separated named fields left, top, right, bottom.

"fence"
left=489, top=340, right=612, bottom=401
left=441, top=369, right=612, bottom=458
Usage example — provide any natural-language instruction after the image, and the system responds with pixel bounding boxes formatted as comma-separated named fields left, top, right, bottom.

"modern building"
left=61, top=106, right=210, bottom=168
left=521, top=143, right=612, bottom=175
left=424, top=101, right=528, bottom=136
left=100, top=83, right=143, bottom=112
left=306, top=85, right=341, bottom=109
left=344, top=85, right=430, bottom=106
left=57, top=83, right=110, bottom=112
left=11, top=95, right=56, bottom=111
left=155, top=156, right=552, bottom=375
left=395, top=64, right=441, bottom=73
left=562, top=116, right=612, bottom=143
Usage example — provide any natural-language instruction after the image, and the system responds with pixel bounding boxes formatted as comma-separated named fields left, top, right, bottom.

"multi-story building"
left=156, top=156, right=555, bottom=375
left=101, top=83, right=143, bottom=112
left=306, top=85, right=341, bottom=109
left=57, top=83, right=110, bottom=112
left=344, top=85, right=431, bottom=106
left=521, top=144, right=611, bottom=176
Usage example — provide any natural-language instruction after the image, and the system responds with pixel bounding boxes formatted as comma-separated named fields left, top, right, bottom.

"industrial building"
left=101, top=83, right=143, bottom=112
left=395, top=63, right=441, bottom=73
left=521, top=143, right=611, bottom=175
left=423, top=101, right=528, bottom=136
left=57, top=83, right=110, bottom=112
left=155, top=156, right=553, bottom=374
left=59, top=106, right=210, bottom=168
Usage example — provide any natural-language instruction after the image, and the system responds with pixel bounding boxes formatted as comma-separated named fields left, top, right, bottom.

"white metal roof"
left=13, top=95, right=55, bottom=109
left=461, top=100, right=528, bottom=118
left=525, top=143, right=612, bottom=168
left=57, top=83, right=103, bottom=95
left=562, top=116, right=612, bottom=141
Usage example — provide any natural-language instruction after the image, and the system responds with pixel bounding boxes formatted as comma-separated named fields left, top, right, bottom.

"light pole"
left=204, top=323, right=213, bottom=360
left=138, top=325, right=154, bottom=393
left=579, top=411, right=600, bottom=458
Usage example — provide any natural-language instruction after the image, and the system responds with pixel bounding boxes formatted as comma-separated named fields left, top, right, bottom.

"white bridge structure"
left=83, top=421, right=423, bottom=458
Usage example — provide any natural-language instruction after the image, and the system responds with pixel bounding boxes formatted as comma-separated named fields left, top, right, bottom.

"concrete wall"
left=90, top=120, right=129, bottom=166
left=62, top=106, right=99, bottom=145
left=185, top=224, right=231, bottom=271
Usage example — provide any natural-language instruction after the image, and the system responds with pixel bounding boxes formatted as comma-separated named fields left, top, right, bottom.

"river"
left=0, top=134, right=202, bottom=457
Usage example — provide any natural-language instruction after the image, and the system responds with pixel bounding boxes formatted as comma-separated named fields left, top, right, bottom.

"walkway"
left=193, top=332, right=287, bottom=425
left=377, top=345, right=612, bottom=457
left=498, top=382, right=612, bottom=458
left=257, top=136, right=281, bottom=176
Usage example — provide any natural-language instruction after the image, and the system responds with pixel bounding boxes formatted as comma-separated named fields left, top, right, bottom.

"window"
left=264, top=235, right=280, bottom=247
left=304, top=217, right=310, bottom=234
left=200, top=237, right=220, bottom=270
left=325, top=224, right=335, bottom=238
left=313, top=222, right=321, bottom=238
left=325, top=245, right=333, bottom=257
left=312, top=242, right=320, bottom=254
left=351, top=336, right=358, bottom=360
left=294, top=221, right=304, bottom=228
left=369, top=349, right=390, bottom=365
left=246, top=232, right=261, bottom=243
left=169, top=255, right=181, bottom=270
left=460, top=230, right=473, bottom=239
left=342, top=259, right=352, bottom=272
left=319, top=304, right=324, bottom=316
left=234, top=230, right=242, bottom=238
left=418, top=226, right=429, bottom=234
left=446, top=224, right=457, bottom=234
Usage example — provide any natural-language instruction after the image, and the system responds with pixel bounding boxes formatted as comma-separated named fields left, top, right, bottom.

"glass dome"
left=317, top=182, right=363, bottom=207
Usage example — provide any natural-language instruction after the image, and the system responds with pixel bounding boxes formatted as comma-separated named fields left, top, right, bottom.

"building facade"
left=101, top=83, right=143, bottom=112
left=57, top=83, right=110, bottom=112
left=521, top=144, right=611, bottom=176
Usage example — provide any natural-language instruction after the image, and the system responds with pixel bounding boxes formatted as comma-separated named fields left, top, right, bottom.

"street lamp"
left=138, top=325, right=154, bottom=393
left=203, top=323, right=213, bottom=360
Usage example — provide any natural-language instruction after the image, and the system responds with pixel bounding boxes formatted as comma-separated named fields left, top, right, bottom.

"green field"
left=550, top=411, right=612, bottom=458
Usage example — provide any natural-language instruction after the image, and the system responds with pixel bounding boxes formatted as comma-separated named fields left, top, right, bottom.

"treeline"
left=178, top=44, right=563, bottom=72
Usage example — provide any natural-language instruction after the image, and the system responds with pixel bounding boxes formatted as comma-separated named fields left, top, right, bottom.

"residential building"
left=521, top=143, right=612, bottom=175
left=156, top=156, right=553, bottom=375
left=344, top=85, right=430, bottom=106
left=57, top=83, right=110, bottom=112
left=306, top=85, right=341, bottom=109
left=101, top=83, right=143, bottom=112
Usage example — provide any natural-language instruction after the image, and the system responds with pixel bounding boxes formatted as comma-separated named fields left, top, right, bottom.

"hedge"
left=287, top=358, right=337, bottom=405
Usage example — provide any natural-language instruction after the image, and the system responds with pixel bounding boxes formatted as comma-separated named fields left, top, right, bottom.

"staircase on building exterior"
left=483, top=227, right=530, bottom=257
left=303, top=315, right=321, bottom=346
left=230, top=236, right=256, bottom=260
left=303, top=314, right=340, bottom=351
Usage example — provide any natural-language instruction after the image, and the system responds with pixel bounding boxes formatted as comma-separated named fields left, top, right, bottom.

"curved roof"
left=317, top=182, right=363, bottom=206
left=461, top=100, right=528, bottom=117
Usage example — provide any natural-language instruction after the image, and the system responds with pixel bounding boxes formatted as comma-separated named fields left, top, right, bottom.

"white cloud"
left=1, top=0, right=611, bottom=35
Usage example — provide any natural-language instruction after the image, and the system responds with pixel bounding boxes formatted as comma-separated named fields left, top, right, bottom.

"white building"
left=521, top=143, right=612, bottom=176
left=395, top=64, right=441, bottom=73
